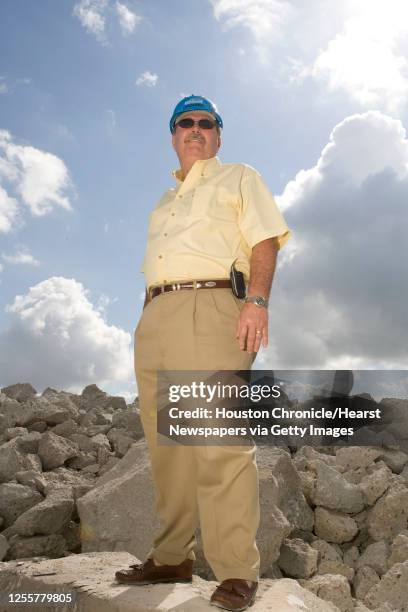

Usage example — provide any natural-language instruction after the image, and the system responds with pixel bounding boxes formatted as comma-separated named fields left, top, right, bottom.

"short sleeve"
left=238, top=165, right=290, bottom=249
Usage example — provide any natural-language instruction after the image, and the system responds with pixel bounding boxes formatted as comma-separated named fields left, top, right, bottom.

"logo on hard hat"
left=185, top=98, right=204, bottom=105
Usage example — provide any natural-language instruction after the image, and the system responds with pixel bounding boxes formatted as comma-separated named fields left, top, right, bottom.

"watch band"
left=244, top=295, right=269, bottom=308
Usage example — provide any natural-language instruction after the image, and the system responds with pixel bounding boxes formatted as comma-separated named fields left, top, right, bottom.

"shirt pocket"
left=189, top=185, right=238, bottom=223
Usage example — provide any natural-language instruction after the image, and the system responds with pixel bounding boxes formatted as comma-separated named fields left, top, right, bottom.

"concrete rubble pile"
left=0, top=383, right=407, bottom=611
left=0, top=382, right=142, bottom=564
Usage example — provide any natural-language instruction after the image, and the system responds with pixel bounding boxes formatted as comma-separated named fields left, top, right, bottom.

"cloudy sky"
left=1, top=0, right=408, bottom=400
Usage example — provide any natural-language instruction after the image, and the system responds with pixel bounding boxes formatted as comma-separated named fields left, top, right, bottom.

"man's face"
left=172, top=111, right=221, bottom=169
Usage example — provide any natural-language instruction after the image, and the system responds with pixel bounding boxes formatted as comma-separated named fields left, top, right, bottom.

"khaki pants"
left=134, top=288, right=260, bottom=582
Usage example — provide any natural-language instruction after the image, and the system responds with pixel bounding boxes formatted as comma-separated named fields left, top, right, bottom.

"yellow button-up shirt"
left=142, top=157, right=290, bottom=288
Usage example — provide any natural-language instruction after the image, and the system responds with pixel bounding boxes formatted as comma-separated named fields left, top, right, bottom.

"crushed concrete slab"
left=0, top=551, right=340, bottom=611
left=78, top=441, right=292, bottom=578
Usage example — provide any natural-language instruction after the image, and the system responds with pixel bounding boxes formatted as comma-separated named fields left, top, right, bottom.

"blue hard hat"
left=169, top=95, right=223, bottom=133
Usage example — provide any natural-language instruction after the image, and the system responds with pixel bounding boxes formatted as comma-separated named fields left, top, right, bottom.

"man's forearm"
left=247, top=237, right=279, bottom=298
left=235, top=237, right=279, bottom=352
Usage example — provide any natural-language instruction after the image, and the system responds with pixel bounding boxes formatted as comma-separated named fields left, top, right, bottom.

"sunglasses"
left=175, top=117, right=217, bottom=130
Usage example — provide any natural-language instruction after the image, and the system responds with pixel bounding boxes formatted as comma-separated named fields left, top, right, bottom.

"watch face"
left=246, top=296, right=267, bottom=307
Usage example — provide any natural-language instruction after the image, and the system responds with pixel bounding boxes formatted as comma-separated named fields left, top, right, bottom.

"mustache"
left=185, top=133, right=204, bottom=143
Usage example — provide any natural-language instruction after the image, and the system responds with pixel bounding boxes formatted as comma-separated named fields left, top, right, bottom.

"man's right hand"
left=236, top=302, right=268, bottom=353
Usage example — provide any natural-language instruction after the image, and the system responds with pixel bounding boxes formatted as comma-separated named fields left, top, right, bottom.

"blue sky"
left=1, top=0, right=408, bottom=400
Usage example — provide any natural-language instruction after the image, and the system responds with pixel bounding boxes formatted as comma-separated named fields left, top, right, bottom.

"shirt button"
left=171, top=212, right=175, bottom=216
left=158, top=255, right=163, bottom=259
left=178, top=194, right=183, bottom=199
left=164, top=233, right=168, bottom=237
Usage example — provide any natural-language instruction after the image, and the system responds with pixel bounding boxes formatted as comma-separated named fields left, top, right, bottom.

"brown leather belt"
left=149, top=279, right=231, bottom=300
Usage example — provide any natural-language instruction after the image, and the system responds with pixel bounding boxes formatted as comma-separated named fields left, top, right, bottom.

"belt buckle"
left=204, top=281, right=216, bottom=287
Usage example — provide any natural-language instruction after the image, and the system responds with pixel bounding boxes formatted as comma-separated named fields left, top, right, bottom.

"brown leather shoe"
left=210, top=579, right=258, bottom=611
left=115, top=557, right=193, bottom=585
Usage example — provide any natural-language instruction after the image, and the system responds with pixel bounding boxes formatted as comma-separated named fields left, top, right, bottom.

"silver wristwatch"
left=244, top=295, right=269, bottom=308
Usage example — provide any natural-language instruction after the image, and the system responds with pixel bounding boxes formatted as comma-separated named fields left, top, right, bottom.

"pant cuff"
left=152, top=550, right=196, bottom=565
left=213, top=567, right=260, bottom=582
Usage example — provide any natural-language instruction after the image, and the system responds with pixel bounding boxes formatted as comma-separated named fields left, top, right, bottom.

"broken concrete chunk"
left=7, top=534, right=66, bottom=559
left=312, top=460, right=365, bottom=513
left=11, top=496, right=74, bottom=536
left=106, top=428, right=134, bottom=457
left=0, top=534, right=9, bottom=561
left=15, top=470, right=46, bottom=493
left=357, top=541, right=390, bottom=576
left=278, top=537, right=319, bottom=578
left=300, top=573, right=354, bottom=612
left=360, top=465, right=392, bottom=506
left=51, top=419, right=79, bottom=437
left=1, top=383, right=37, bottom=402
left=37, top=431, right=79, bottom=470
left=258, top=446, right=314, bottom=531
left=0, top=482, right=42, bottom=527
left=335, top=447, right=382, bottom=472
left=0, top=439, right=29, bottom=482
left=314, top=507, right=358, bottom=544
left=378, top=448, right=408, bottom=474
left=15, top=431, right=42, bottom=453
left=5, top=427, right=28, bottom=440
left=388, top=533, right=408, bottom=568
left=364, top=560, right=408, bottom=611
left=312, top=539, right=354, bottom=582
left=367, top=485, right=408, bottom=542
left=23, top=453, right=42, bottom=472
left=353, top=565, right=380, bottom=600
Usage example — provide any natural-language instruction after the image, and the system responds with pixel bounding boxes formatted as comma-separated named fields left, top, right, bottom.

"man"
left=115, top=95, right=290, bottom=611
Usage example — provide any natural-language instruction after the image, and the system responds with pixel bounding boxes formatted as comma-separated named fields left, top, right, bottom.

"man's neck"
left=175, top=156, right=217, bottom=182
left=179, top=159, right=197, bottom=180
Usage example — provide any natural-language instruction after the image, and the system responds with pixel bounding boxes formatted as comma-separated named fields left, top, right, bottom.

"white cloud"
left=73, top=0, right=108, bottom=41
left=0, top=277, right=133, bottom=392
left=0, top=78, right=8, bottom=95
left=0, top=152, right=19, bottom=183
left=210, top=0, right=294, bottom=41
left=310, top=0, right=408, bottom=112
left=96, top=292, right=111, bottom=314
left=262, top=111, right=408, bottom=369
left=13, top=147, right=72, bottom=215
left=116, top=2, right=141, bottom=35
left=0, top=185, right=20, bottom=233
left=2, top=249, right=40, bottom=266
left=135, top=71, right=158, bottom=87
left=0, top=129, right=73, bottom=221
left=210, top=1, right=408, bottom=110
left=74, top=0, right=142, bottom=42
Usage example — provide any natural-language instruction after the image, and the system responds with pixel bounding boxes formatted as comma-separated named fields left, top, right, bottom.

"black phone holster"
left=230, top=262, right=246, bottom=299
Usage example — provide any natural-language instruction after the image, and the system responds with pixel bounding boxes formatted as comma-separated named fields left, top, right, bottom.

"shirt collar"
left=172, top=156, right=221, bottom=184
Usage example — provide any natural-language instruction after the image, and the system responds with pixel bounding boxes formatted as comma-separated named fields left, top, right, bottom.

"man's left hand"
left=236, top=303, right=268, bottom=352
